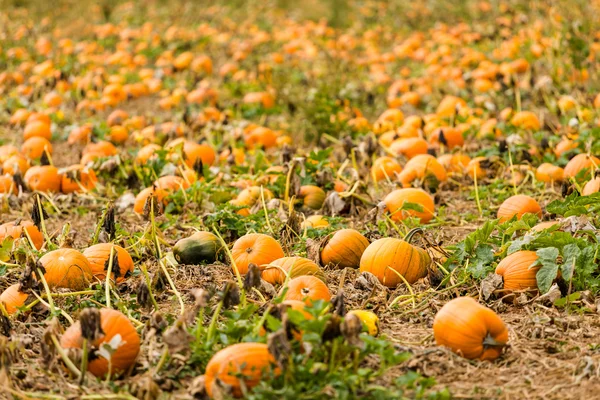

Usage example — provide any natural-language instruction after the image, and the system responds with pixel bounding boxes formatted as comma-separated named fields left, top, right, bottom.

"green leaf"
left=468, top=244, right=495, bottom=279
left=554, top=292, right=581, bottom=307
left=535, top=247, right=559, bottom=293
left=0, top=237, right=14, bottom=262
left=400, top=201, right=424, bottom=213
left=561, top=244, right=581, bottom=281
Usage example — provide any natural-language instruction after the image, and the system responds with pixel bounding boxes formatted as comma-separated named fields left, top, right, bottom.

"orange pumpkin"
left=510, top=111, right=540, bottom=130
left=83, top=244, right=135, bottom=283
left=359, top=236, right=431, bottom=287
left=0, top=220, right=43, bottom=249
left=236, top=186, right=273, bottom=207
left=262, top=256, right=325, bottom=284
left=497, top=195, right=542, bottom=222
left=298, top=185, right=326, bottom=210
left=153, top=175, right=190, bottom=192
left=24, top=166, right=62, bottom=192
left=535, top=163, right=564, bottom=183
left=495, top=251, right=540, bottom=292
left=320, top=229, right=369, bottom=269
left=23, top=121, right=52, bottom=140
left=83, top=141, right=118, bottom=158
left=135, top=144, right=161, bottom=164
left=397, top=154, right=447, bottom=187
left=433, top=297, right=508, bottom=360
left=583, top=177, right=600, bottom=195
left=60, top=164, right=98, bottom=193
left=133, top=187, right=169, bottom=214
left=2, top=154, right=30, bottom=175
left=564, top=154, right=600, bottom=180
left=0, top=284, right=29, bottom=314
left=301, top=215, right=329, bottom=229
left=437, top=154, right=470, bottom=174
left=21, top=136, right=52, bottom=160
left=283, top=275, right=331, bottom=305
left=204, top=343, right=279, bottom=398
left=0, top=174, right=16, bottom=194
left=429, top=127, right=464, bottom=149
left=554, top=139, right=578, bottom=157
left=244, top=126, right=278, bottom=149
left=371, top=156, right=402, bottom=182
left=389, top=137, right=429, bottom=159
left=383, top=188, right=435, bottom=223
left=61, top=308, right=140, bottom=377
left=230, top=233, right=285, bottom=275
left=38, top=248, right=92, bottom=290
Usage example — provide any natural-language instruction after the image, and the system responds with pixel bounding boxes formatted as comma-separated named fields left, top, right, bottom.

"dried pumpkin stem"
left=31, top=291, right=74, bottom=325
left=105, top=245, right=116, bottom=309
left=35, top=194, right=51, bottom=246
left=49, top=334, right=82, bottom=379
left=36, top=268, right=56, bottom=315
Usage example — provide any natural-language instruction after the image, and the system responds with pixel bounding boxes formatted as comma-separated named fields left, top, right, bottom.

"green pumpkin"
left=173, top=231, right=222, bottom=265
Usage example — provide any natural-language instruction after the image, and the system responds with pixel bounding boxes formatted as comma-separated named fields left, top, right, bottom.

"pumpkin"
left=262, top=256, right=325, bottom=285
left=173, top=231, right=222, bottom=265
left=371, top=156, right=402, bottom=182
left=320, top=229, right=369, bottom=269
left=510, top=111, right=540, bottom=130
left=236, top=186, right=274, bottom=206
left=107, top=109, right=129, bottom=126
left=83, top=141, right=118, bottom=158
left=230, top=233, right=285, bottom=275
left=554, top=139, right=578, bottom=157
left=204, top=343, right=279, bottom=398
left=109, top=126, right=129, bottom=144
left=0, top=284, right=29, bottom=314
left=21, top=136, right=52, bottom=160
left=3, top=154, right=30, bottom=175
left=135, top=144, right=161, bottom=164
left=283, top=275, right=331, bottom=305
left=83, top=244, right=134, bottom=283
left=61, top=308, right=140, bottom=377
left=495, top=250, right=540, bottom=292
left=360, top=236, right=431, bottom=287
left=24, top=165, right=62, bottom=192
left=397, top=154, right=447, bottom=187
left=583, top=177, right=600, bottom=195
left=133, top=187, right=169, bottom=214
left=535, top=163, right=564, bottom=183
left=389, top=137, right=429, bottom=159
left=437, top=154, right=470, bottom=174
left=60, top=164, right=98, bottom=193
left=301, top=215, right=329, bottom=229
left=436, top=95, right=467, bottom=117
left=26, top=113, right=52, bottom=127
left=244, top=126, right=278, bottom=149
left=39, top=248, right=93, bottom=290
left=0, top=220, right=44, bottom=249
left=181, top=142, right=216, bottom=168
left=0, top=174, right=16, bottom=194
left=564, top=154, right=600, bottom=180
left=530, top=220, right=560, bottom=232
left=23, top=120, right=52, bottom=140
left=67, top=125, right=92, bottom=145
left=347, top=310, right=379, bottom=336
left=429, top=127, right=464, bottom=149
left=433, top=297, right=508, bottom=360
left=497, top=195, right=542, bottom=222
left=383, top=188, right=435, bottom=223
left=298, top=185, right=326, bottom=210
left=153, top=175, right=190, bottom=192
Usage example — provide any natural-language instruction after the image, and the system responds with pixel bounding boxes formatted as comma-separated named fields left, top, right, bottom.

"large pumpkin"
left=397, top=154, right=447, bottom=187
left=320, top=229, right=369, bottom=269
left=83, top=243, right=135, bottom=283
left=497, top=195, right=542, bottom=222
left=24, top=165, right=62, bottom=192
left=283, top=275, right=331, bottom=305
left=262, top=256, right=325, bottom=285
left=230, top=233, right=284, bottom=275
left=0, top=220, right=43, bottom=250
left=204, top=343, right=279, bottom=398
left=359, top=236, right=430, bottom=287
left=383, top=188, right=435, bottom=223
left=564, top=154, right=600, bottom=180
left=495, top=250, right=540, bottom=292
left=433, top=297, right=508, bottom=360
left=61, top=308, right=140, bottom=377
left=38, top=248, right=93, bottom=290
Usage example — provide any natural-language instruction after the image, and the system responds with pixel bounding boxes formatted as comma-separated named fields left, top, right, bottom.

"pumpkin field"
left=2, top=0, right=600, bottom=398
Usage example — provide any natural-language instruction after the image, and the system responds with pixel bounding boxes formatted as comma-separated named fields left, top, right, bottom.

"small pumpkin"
left=173, top=231, right=222, bottom=265
left=535, top=163, right=564, bottom=183
left=389, top=137, right=429, bottom=159
left=236, top=186, right=274, bottom=206
left=154, top=175, right=190, bottom=192
left=383, top=188, right=435, bottom=223
left=301, top=215, right=329, bottom=229
left=320, top=229, right=369, bottom=269
left=359, top=233, right=431, bottom=287
left=23, top=120, right=52, bottom=140
left=428, top=127, right=464, bottom=149
left=24, top=165, right=62, bottom=192
left=39, top=248, right=93, bottom=290
left=61, top=308, right=140, bottom=377
left=397, top=154, right=447, bottom=187
left=298, top=185, right=326, bottom=210
left=495, top=250, right=540, bottom=292
left=0, top=174, right=16, bottom=194
left=583, top=177, right=600, bottom=195
left=283, top=275, right=331, bottom=305
left=433, top=297, right=508, bottom=360
left=371, top=156, right=402, bottom=182
left=2, top=154, right=30, bottom=175
left=510, top=111, right=540, bottom=130
left=133, top=187, right=169, bottom=214
left=83, top=244, right=134, bottom=283
left=347, top=310, right=379, bottom=336
left=262, top=256, right=325, bottom=285
left=230, top=233, right=285, bottom=275
left=60, top=164, right=98, bottom=193
left=0, top=284, right=29, bottom=314
left=564, top=154, right=600, bottom=180
left=497, top=195, right=542, bottom=222
left=204, top=343, right=279, bottom=398
left=21, top=136, right=52, bottom=160
left=0, top=220, right=43, bottom=249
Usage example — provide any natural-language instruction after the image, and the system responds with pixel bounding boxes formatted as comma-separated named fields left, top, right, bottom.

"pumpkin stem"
left=483, top=333, right=504, bottom=347
left=246, top=247, right=253, bottom=254
left=404, top=227, right=424, bottom=244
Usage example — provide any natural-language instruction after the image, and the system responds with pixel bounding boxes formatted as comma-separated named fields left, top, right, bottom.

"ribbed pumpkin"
left=583, top=177, right=600, bottom=195
left=0, top=284, right=29, bottom=314
left=359, top=235, right=431, bottom=287
left=39, top=248, right=92, bottom=290
left=204, top=343, right=279, bottom=398
left=535, top=163, right=564, bottom=183
left=371, top=156, right=402, bottom=182
left=397, top=154, right=447, bottom=187
left=383, top=188, right=435, bottom=223
left=497, top=195, right=542, bottom=222
left=262, top=256, right=325, bottom=285
left=283, top=275, right=331, bottom=305
left=230, top=233, right=284, bottom=275
left=61, top=308, right=140, bottom=377
left=83, top=244, right=134, bottom=283
left=495, top=251, right=540, bottom=292
left=320, top=229, right=369, bottom=269
left=433, top=297, right=508, bottom=360
left=173, top=231, right=222, bottom=265
left=24, top=165, right=62, bottom=192
left=0, top=220, right=44, bottom=250
left=564, top=154, right=600, bottom=180
left=298, top=185, right=326, bottom=210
